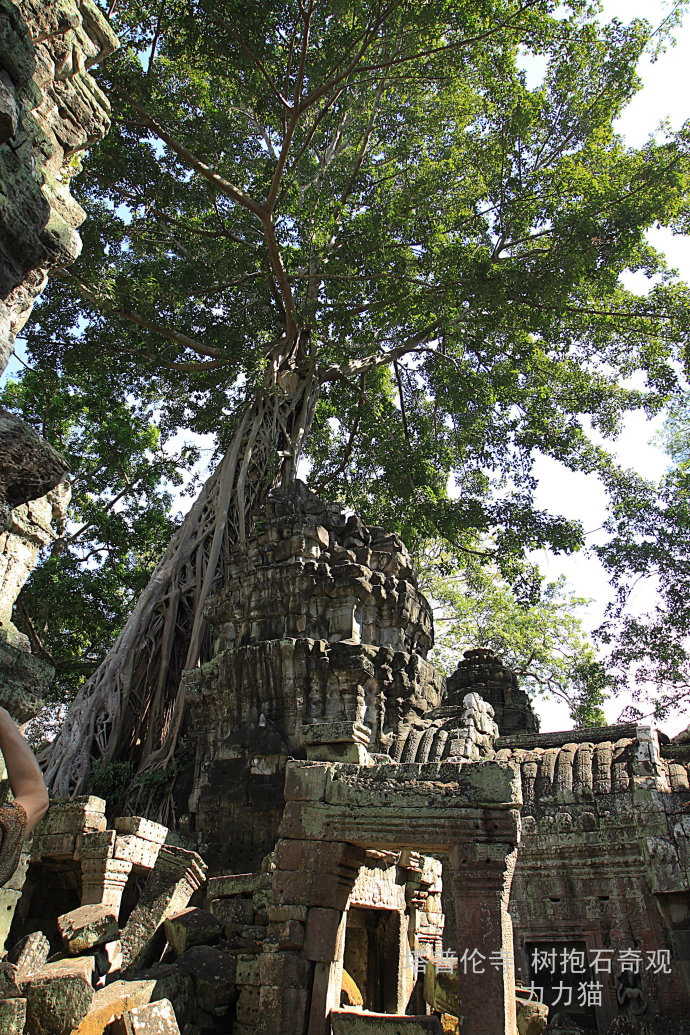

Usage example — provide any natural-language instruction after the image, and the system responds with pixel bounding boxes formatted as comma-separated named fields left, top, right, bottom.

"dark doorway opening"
left=342, top=906, right=401, bottom=1013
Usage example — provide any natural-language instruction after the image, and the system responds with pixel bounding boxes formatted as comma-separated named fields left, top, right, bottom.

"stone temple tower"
left=182, top=482, right=443, bottom=872
left=446, top=647, right=539, bottom=736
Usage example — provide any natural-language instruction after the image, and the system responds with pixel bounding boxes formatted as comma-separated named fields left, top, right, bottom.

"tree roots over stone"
left=42, top=353, right=319, bottom=812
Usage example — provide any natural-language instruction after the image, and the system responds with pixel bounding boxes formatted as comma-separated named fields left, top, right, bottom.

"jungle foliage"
left=3, top=0, right=690, bottom=794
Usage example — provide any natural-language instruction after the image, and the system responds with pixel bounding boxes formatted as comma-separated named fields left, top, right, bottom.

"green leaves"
left=595, top=401, right=690, bottom=720
left=421, top=548, right=611, bottom=726
left=0, top=369, right=186, bottom=702
left=7, top=0, right=690, bottom=720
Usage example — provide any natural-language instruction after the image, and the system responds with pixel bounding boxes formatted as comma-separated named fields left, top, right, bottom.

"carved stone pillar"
left=80, top=855, right=132, bottom=912
left=447, top=836, right=519, bottom=1035
left=120, top=845, right=206, bottom=973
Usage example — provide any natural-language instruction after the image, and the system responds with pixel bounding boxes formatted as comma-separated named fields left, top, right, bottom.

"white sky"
left=532, top=0, right=690, bottom=734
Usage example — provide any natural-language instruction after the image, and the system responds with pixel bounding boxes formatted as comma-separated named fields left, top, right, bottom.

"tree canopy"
left=420, top=549, right=609, bottom=727
left=595, top=394, right=690, bottom=722
left=4, top=0, right=690, bottom=795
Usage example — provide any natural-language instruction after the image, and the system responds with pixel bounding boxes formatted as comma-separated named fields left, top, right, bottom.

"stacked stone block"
left=184, top=482, right=443, bottom=872
left=0, top=0, right=118, bottom=367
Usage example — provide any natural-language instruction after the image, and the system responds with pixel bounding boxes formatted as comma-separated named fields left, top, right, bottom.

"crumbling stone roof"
left=494, top=734, right=690, bottom=804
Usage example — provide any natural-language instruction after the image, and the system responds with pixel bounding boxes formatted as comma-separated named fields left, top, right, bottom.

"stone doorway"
left=265, top=755, right=523, bottom=1035
left=342, top=906, right=402, bottom=1013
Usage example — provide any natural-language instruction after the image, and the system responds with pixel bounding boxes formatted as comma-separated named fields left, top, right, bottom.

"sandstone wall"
left=0, top=0, right=118, bottom=372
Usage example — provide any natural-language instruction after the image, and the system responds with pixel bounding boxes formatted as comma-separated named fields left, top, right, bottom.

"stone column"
left=120, top=845, right=206, bottom=973
left=448, top=833, right=519, bottom=1035
left=263, top=834, right=366, bottom=1035
left=80, top=855, right=132, bottom=912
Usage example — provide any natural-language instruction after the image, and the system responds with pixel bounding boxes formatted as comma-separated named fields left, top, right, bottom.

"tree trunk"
left=42, top=352, right=319, bottom=799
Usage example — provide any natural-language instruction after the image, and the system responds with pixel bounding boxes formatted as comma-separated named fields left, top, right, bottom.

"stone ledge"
left=496, top=722, right=645, bottom=751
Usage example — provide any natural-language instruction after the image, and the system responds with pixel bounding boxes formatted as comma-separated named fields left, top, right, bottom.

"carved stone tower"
left=446, top=646, right=539, bottom=736
left=182, top=482, right=443, bottom=872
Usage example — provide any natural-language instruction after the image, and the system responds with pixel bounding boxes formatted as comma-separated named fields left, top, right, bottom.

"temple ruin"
left=0, top=479, right=688, bottom=1034
left=0, top=2, right=689, bottom=1032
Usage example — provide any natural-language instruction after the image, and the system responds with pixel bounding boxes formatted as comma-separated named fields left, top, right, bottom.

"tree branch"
left=146, top=0, right=167, bottom=81
left=320, top=318, right=446, bottom=381
left=199, top=2, right=292, bottom=110
left=52, top=270, right=231, bottom=361
left=262, top=216, right=297, bottom=336
left=393, top=359, right=411, bottom=451
left=313, top=372, right=365, bottom=488
left=17, top=601, right=55, bottom=667
left=266, top=1, right=314, bottom=211
left=113, top=88, right=266, bottom=219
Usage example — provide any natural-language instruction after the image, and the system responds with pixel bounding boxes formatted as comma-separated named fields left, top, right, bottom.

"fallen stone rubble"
left=0, top=890, right=248, bottom=1034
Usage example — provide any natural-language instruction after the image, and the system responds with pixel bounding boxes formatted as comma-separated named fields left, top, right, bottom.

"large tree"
left=596, top=394, right=690, bottom=722
left=420, top=549, right=610, bottom=727
left=12, top=0, right=689, bottom=797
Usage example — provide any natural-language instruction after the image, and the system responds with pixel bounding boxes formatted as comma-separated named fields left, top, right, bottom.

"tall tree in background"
left=8, top=0, right=689, bottom=799
left=596, top=395, right=690, bottom=722
left=421, top=549, right=609, bottom=727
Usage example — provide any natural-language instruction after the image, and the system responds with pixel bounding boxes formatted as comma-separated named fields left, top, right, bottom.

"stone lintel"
left=278, top=800, right=521, bottom=852
left=283, top=758, right=522, bottom=810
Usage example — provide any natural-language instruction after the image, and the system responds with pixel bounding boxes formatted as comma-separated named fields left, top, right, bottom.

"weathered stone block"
left=302, top=906, right=342, bottom=962
left=0, top=961, right=19, bottom=998
left=516, top=996, right=548, bottom=1035
left=305, top=741, right=372, bottom=764
left=134, top=966, right=194, bottom=1029
left=175, top=946, right=237, bottom=1014
left=0, top=996, right=25, bottom=1033
left=7, top=930, right=50, bottom=975
left=205, top=872, right=269, bottom=900
left=114, top=817, right=168, bottom=843
left=209, top=896, right=254, bottom=926
left=272, top=868, right=351, bottom=910
left=258, top=985, right=309, bottom=1033
left=77, top=830, right=117, bottom=860
left=23, top=956, right=95, bottom=1035
left=264, top=919, right=304, bottom=951
left=235, top=955, right=260, bottom=986
left=283, top=761, right=330, bottom=803
left=223, top=924, right=267, bottom=953
left=113, top=834, right=161, bottom=869
left=58, top=903, right=118, bottom=954
left=37, top=796, right=106, bottom=835
left=300, top=721, right=371, bottom=746
left=72, top=979, right=159, bottom=1035
left=273, top=838, right=363, bottom=875
left=235, top=986, right=260, bottom=1027
left=163, top=908, right=222, bottom=957
left=31, top=831, right=78, bottom=858
left=258, top=952, right=312, bottom=988
left=121, top=846, right=206, bottom=973
left=107, top=998, right=180, bottom=1035
left=266, top=904, right=308, bottom=922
